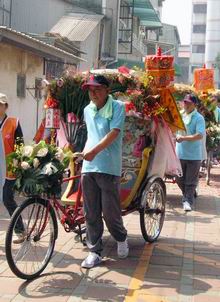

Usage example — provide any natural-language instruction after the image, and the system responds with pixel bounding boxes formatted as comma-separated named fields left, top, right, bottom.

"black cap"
left=183, top=94, right=198, bottom=105
left=82, top=75, right=109, bottom=90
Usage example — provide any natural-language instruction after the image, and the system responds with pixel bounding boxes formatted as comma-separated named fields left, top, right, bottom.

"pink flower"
left=56, top=78, right=64, bottom=88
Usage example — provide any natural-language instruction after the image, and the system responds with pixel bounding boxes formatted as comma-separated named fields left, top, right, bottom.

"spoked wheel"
left=140, top=177, right=166, bottom=243
left=5, top=197, right=58, bottom=280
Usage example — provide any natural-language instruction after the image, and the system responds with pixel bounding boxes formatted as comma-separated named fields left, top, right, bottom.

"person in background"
left=80, top=75, right=128, bottom=269
left=0, top=131, right=5, bottom=203
left=0, top=93, right=25, bottom=243
left=176, top=94, right=206, bottom=212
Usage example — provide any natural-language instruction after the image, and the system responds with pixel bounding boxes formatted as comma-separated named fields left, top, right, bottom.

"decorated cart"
left=5, top=49, right=185, bottom=280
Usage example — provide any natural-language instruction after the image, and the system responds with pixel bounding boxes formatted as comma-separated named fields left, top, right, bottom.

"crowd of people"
left=0, top=76, right=219, bottom=268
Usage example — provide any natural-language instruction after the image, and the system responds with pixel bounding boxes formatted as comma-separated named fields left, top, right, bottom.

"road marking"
left=124, top=243, right=169, bottom=302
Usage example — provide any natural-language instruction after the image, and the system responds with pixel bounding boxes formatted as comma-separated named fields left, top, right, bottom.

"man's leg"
left=97, top=174, right=127, bottom=242
left=81, top=173, right=103, bottom=254
left=3, top=179, right=24, bottom=233
left=184, top=160, right=201, bottom=205
left=176, top=160, right=187, bottom=201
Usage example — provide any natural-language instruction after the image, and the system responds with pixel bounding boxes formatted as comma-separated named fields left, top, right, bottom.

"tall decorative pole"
left=44, top=96, right=61, bottom=145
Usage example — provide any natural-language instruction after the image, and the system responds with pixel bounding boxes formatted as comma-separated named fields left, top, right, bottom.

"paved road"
left=0, top=167, right=220, bottom=302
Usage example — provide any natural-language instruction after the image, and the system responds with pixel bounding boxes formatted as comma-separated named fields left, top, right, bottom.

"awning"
left=0, top=26, right=84, bottom=64
left=109, top=59, right=182, bottom=76
left=50, top=13, right=104, bottom=42
left=127, top=0, right=162, bottom=29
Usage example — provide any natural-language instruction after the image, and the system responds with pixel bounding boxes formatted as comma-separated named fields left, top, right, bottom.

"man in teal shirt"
left=176, top=94, right=206, bottom=211
left=80, top=75, right=128, bottom=269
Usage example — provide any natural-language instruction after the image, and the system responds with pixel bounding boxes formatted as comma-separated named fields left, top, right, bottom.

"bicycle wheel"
left=140, top=177, right=166, bottom=243
left=5, top=197, right=58, bottom=280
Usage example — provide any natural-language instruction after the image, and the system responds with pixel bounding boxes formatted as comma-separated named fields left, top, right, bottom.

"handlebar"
left=72, top=152, right=84, bottom=163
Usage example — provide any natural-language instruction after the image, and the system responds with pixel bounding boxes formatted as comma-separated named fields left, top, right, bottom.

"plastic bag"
left=149, top=120, right=182, bottom=178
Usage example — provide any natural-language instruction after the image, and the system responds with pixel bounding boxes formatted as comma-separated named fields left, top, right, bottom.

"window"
left=193, top=24, right=206, bottom=33
left=17, top=74, right=26, bottom=98
left=193, top=4, right=207, bottom=14
left=35, top=78, right=42, bottom=99
left=46, top=61, right=62, bottom=79
left=192, top=44, right=205, bottom=53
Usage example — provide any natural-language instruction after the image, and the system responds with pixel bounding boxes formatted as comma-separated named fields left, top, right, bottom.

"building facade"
left=0, top=27, right=82, bottom=141
left=189, top=0, right=220, bottom=87
left=177, top=45, right=190, bottom=83
left=205, top=0, right=220, bottom=87
left=189, top=0, right=207, bottom=82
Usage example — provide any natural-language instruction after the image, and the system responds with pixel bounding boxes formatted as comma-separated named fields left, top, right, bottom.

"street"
left=0, top=168, right=220, bottom=302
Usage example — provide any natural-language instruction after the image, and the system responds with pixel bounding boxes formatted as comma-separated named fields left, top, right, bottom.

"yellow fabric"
left=121, top=147, right=152, bottom=209
left=61, top=158, right=75, bottom=205
left=159, top=88, right=185, bottom=132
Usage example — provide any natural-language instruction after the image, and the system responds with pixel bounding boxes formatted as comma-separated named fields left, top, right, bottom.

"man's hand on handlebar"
left=73, top=152, right=84, bottom=163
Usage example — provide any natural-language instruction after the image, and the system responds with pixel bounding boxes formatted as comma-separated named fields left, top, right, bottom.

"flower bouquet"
left=206, top=123, right=220, bottom=152
left=7, top=141, right=72, bottom=197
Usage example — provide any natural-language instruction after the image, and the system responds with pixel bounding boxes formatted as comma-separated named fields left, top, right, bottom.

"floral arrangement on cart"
left=7, top=141, right=72, bottom=197
left=7, top=48, right=185, bottom=196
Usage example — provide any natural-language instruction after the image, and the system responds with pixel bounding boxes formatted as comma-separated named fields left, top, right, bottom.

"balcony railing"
left=132, top=33, right=148, bottom=55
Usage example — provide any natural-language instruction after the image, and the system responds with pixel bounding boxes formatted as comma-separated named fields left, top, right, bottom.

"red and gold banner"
left=159, top=88, right=185, bottom=132
left=194, top=68, right=214, bottom=92
left=45, top=108, right=61, bottom=129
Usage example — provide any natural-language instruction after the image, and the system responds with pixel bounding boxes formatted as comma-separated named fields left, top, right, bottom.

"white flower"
left=37, top=147, right=48, bottom=157
left=55, top=147, right=64, bottom=161
left=43, top=163, right=58, bottom=175
left=13, top=159, right=19, bottom=168
left=21, top=161, right=30, bottom=170
left=33, top=158, right=40, bottom=168
left=23, top=146, right=34, bottom=157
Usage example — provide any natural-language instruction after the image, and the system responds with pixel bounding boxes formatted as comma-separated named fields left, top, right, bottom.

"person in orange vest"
left=0, top=93, right=25, bottom=244
left=0, top=132, right=5, bottom=202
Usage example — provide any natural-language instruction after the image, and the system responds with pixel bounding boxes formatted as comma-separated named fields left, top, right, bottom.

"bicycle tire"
left=140, top=177, right=166, bottom=243
left=5, top=197, right=58, bottom=280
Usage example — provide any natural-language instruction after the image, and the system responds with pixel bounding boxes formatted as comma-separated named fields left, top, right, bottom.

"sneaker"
left=13, top=232, right=26, bottom=244
left=183, top=201, right=192, bottom=212
left=117, top=238, right=129, bottom=259
left=81, top=252, right=102, bottom=269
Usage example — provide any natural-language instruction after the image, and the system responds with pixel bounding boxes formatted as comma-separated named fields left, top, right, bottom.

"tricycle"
left=5, top=113, right=166, bottom=280
left=5, top=53, right=185, bottom=280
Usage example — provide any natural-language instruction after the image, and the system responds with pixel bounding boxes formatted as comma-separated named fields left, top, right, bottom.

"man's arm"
left=176, top=133, right=203, bottom=143
left=176, top=115, right=205, bottom=143
left=83, top=129, right=120, bottom=161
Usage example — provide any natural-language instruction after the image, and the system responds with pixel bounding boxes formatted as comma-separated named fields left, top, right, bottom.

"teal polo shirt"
left=176, top=111, right=206, bottom=161
left=82, top=99, right=125, bottom=176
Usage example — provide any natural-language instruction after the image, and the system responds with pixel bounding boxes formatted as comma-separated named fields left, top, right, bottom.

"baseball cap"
left=183, top=94, right=198, bottom=105
left=0, top=93, right=8, bottom=105
left=82, top=75, right=109, bottom=90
